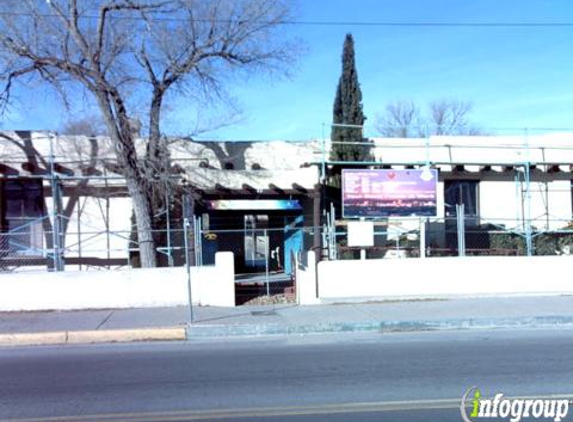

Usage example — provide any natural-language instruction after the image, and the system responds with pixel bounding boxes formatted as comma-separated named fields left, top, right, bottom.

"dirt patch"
left=242, top=294, right=295, bottom=306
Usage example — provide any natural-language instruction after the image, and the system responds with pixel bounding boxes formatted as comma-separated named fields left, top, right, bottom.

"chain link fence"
left=3, top=213, right=573, bottom=274
left=4, top=216, right=573, bottom=273
left=329, top=216, right=573, bottom=259
left=0, top=212, right=188, bottom=273
left=192, top=225, right=311, bottom=305
left=0, top=215, right=301, bottom=303
left=333, top=220, right=420, bottom=260
left=0, top=216, right=47, bottom=272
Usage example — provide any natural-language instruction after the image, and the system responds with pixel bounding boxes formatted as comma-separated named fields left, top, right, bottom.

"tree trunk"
left=148, top=87, right=163, bottom=163
left=127, top=178, right=157, bottom=268
left=95, top=90, right=158, bottom=268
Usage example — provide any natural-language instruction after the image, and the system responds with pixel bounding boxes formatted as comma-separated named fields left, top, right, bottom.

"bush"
left=489, top=232, right=525, bottom=255
left=534, top=233, right=573, bottom=256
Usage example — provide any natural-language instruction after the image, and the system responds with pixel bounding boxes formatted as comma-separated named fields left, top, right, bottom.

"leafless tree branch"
left=376, top=99, right=484, bottom=137
left=0, top=0, right=297, bottom=267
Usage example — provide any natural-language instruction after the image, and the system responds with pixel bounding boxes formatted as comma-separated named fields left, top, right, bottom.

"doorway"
left=244, top=214, right=269, bottom=270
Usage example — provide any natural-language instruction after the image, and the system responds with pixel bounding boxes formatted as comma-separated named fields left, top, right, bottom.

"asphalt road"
left=0, top=329, right=572, bottom=421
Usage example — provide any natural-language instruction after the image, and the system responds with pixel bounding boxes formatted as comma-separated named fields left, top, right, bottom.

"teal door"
left=283, top=215, right=304, bottom=276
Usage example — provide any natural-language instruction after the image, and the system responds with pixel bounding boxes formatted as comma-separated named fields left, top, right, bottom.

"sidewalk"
left=2, top=295, right=573, bottom=346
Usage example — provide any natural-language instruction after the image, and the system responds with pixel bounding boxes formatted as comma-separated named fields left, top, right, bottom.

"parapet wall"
left=0, top=252, right=235, bottom=311
left=317, top=255, right=573, bottom=300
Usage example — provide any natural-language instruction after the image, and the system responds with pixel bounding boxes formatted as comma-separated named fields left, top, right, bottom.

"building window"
left=1, top=179, right=45, bottom=255
left=444, top=180, right=479, bottom=224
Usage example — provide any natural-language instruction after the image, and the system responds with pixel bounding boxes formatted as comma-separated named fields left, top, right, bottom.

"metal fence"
left=0, top=211, right=188, bottom=273
left=3, top=213, right=573, bottom=274
left=0, top=214, right=301, bottom=303
left=328, top=216, right=573, bottom=260
left=190, top=224, right=312, bottom=304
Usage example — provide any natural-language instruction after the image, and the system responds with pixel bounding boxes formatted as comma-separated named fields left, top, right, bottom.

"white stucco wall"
left=533, top=180, right=572, bottom=229
left=480, top=180, right=572, bottom=230
left=0, top=252, right=235, bottom=311
left=43, top=196, right=133, bottom=262
left=317, top=255, right=573, bottom=300
left=479, top=181, right=520, bottom=228
left=64, top=196, right=133, bottom=259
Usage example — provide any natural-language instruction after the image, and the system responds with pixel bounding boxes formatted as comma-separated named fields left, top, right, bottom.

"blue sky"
left=3, top=0, right=573, bottom=140
left=210, top=0, right=573, bottom=140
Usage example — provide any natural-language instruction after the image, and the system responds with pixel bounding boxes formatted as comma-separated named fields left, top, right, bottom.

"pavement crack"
left=96, top=311, right=115, bottom=331
left=351, top=304, right=379, bottom=321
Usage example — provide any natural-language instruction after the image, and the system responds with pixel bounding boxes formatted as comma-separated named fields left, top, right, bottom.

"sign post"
left=420, top=217, right=427, bottom=258
left=348, top=219, right=374, bottom=260
left=183, top=218, right=193, bottom=323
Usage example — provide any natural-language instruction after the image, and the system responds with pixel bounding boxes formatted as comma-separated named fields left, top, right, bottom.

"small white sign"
left=347, top=221, right=374, bottom=247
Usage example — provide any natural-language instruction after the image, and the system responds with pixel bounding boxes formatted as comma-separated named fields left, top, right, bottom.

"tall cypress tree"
left=330, top=34, right=372, bottom=164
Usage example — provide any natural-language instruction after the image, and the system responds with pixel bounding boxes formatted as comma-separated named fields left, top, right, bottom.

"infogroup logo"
left=461, top=387, right=571, bottom=422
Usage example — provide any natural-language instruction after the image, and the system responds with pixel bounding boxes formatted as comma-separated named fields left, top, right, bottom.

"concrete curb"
left=187, top=315, right=573, bottom=339
left=0, top=326, right=186, bottom=347
left=3, top=315, right=573, bottom=346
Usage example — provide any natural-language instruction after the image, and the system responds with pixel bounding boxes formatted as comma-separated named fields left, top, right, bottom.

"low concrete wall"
left=318, top=255, right=573, bottom=300
left=295, top=251, right=320, bottom=305
left=0, top=252, right=235, bottom=311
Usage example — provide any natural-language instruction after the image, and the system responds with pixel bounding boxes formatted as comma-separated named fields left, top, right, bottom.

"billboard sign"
left=342, top=169, right=438, bottom=218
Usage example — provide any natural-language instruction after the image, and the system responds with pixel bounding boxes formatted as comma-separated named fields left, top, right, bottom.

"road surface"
left=0, top=329, right=572, bottom=421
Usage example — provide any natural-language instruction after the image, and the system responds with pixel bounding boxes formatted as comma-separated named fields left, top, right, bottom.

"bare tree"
left=0, top=0, right=296, bottom=267
left=429, top=99, right=472, bottom=136
left=375, top=99, right=484, bottom=137
left=375, top=100, right=423, bottom=138
left=61, top=115, right=108, bottom=137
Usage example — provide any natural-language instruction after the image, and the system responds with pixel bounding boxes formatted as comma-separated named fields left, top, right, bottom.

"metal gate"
left=191, top=215, right=297, bottom=304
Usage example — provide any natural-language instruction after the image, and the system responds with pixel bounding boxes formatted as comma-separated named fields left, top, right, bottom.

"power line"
left=0, top=11, right=571, bottom=28
left=282, top=21, right=573, bottom=28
